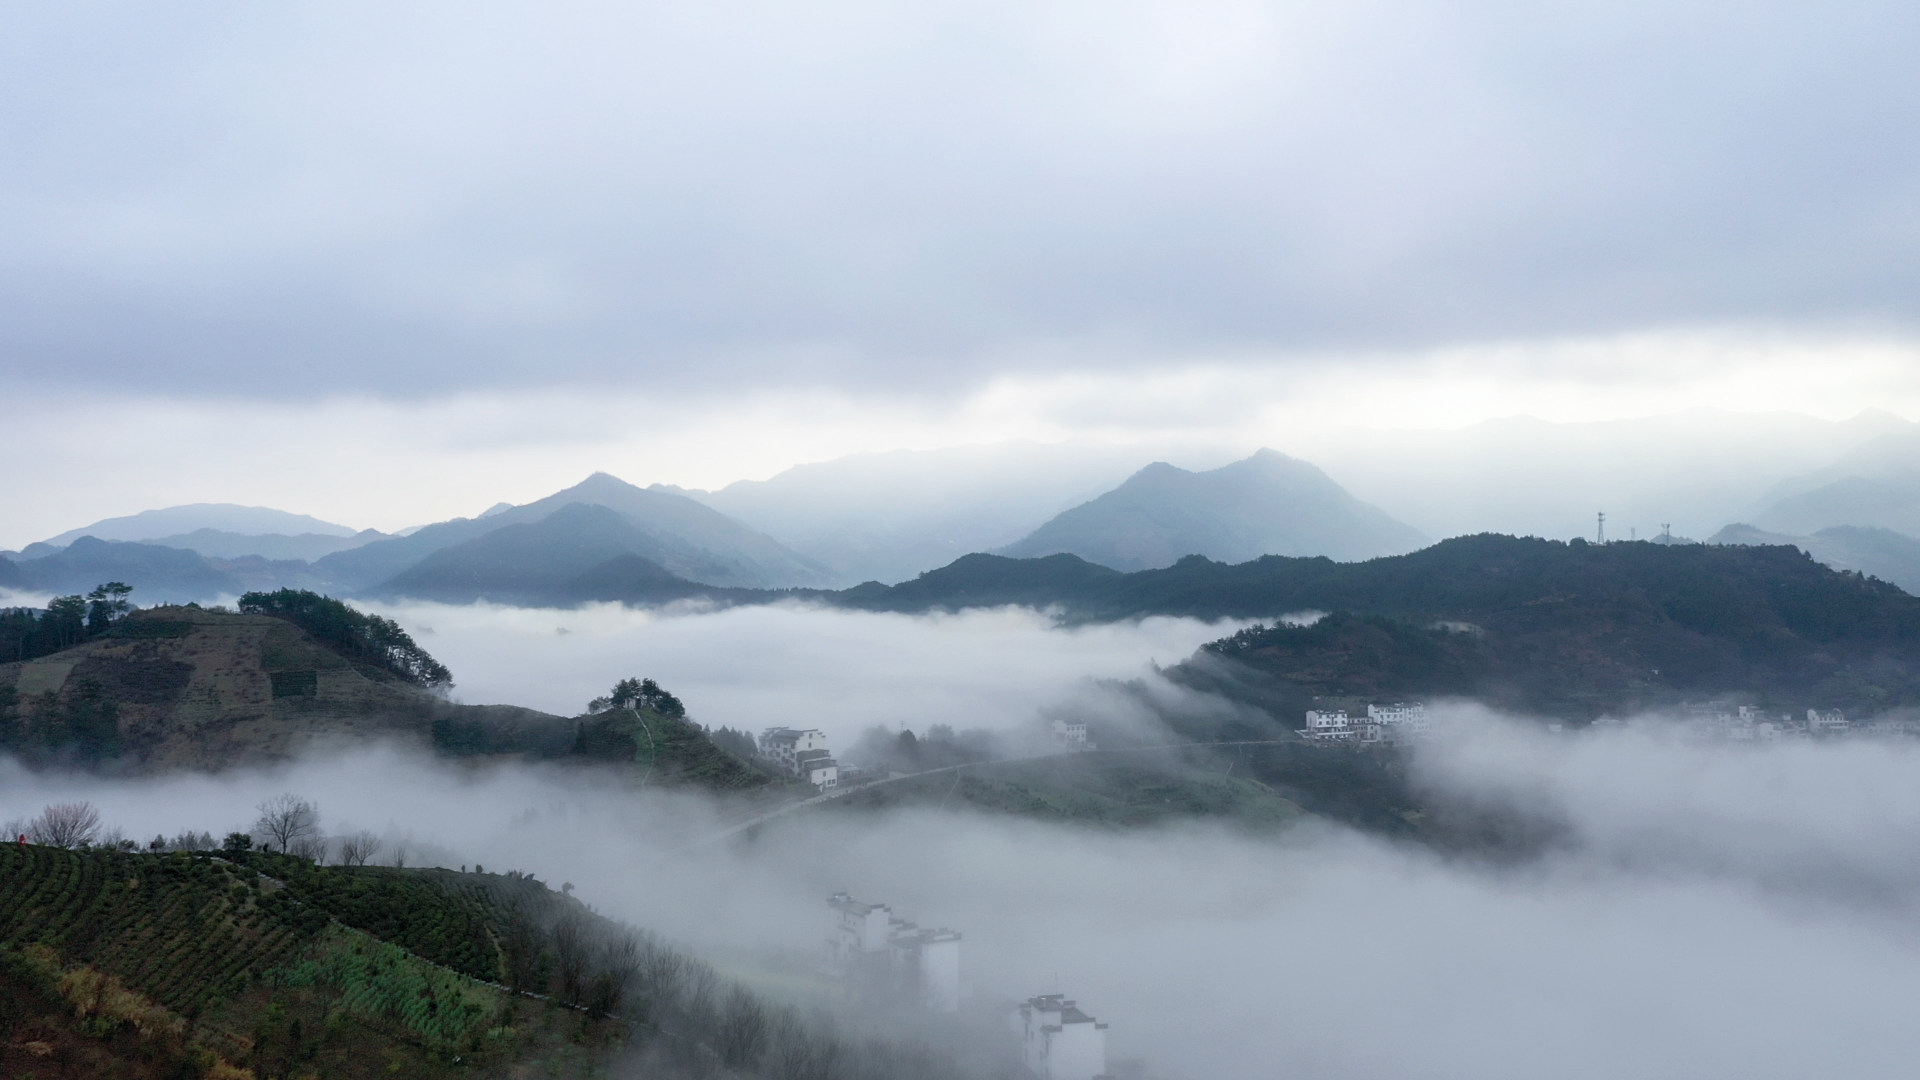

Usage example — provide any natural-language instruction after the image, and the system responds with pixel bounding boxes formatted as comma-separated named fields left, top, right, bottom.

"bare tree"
left=28, top=802, right=101, bottom=849
left=553, top=915, right=588, bottom=1005
left=714, top=984, right=769, bottom=1070
left=587, top=934, right=641, bottom=1017
left=335, top=830, right=383, bottom=867
left=253, top=793, right=319, bottom=853
left=768, top=1007, right=825, bottom=1080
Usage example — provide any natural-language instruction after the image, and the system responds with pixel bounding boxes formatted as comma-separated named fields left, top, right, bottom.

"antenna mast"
left=1597, top=511, right=1606, bottom=545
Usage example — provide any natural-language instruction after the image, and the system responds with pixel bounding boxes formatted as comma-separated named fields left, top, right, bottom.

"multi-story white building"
left=1012, top=994, right=1110, bottom=1080
left=826, top=893, right=963, bottom=1013
left=1367, top=702, right=1424, bottom=726
left=1050, top=717, right=1091, bottom=751
left=760, top=727, right=839, bottom=788
left=1300, top=709, right=1353, bottom=741
left=1304, top=702, right=1436, bottom=744
left=1369, top=702, right=1430, bottom=739
left=1807, top=708, right=1849, bottom=735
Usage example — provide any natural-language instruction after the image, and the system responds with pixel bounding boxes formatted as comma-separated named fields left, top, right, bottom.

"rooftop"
left=828, top=892, right=885, bottom=916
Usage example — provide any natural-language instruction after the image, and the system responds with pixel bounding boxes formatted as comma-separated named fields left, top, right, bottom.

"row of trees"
left=5, top=794, right=396, bottom=868
left=237, top=589, right=452, bottom=688
left=0, top=581, right=134, bottom=663
left=588, top=676, right=686, bottom=718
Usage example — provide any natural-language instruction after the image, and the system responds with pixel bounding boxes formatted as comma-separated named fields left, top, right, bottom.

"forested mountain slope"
left=857, top=535, right=1920, bottom=717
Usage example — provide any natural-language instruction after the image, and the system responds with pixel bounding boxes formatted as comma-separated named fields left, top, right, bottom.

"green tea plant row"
left=244, top=854, right=501, bottom=981
left=0, top=844, right=317, bottom=1015
left=278, top=932, right=498, bottom=1049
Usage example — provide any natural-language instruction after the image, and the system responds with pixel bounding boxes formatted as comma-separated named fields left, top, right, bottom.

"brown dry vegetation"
left=0, top=606, right=552, bottom=771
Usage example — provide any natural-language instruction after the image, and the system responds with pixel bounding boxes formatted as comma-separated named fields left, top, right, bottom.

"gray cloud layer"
left=5, top=2, right=1918, bottom=399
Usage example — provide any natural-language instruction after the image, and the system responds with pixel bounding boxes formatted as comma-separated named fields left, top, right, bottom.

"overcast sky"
left=7, top=2, right=1920, bottom=535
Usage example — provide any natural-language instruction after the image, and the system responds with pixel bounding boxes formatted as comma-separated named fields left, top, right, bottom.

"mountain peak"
left=1000, top=450, right=1427, bottom=570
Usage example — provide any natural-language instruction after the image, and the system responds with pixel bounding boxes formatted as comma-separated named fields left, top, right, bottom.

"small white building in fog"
left=1808, top=708, right=1849, bottom=735
left=1051, top=717, right=1091, bottom=750
left=826, top=892, right=963, bottom=1013
left=1013, top=993, right=1110, bottom=1080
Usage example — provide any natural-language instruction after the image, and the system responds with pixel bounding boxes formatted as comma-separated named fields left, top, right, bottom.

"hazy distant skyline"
left=7, top=3, right=1920, bottom=540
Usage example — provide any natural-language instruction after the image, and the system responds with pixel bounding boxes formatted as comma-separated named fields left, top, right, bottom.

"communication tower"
left=1597, top=511, right=1606, bottom=545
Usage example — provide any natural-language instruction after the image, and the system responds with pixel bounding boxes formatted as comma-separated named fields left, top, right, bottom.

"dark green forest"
left=237, top=589, right=451, bottom=688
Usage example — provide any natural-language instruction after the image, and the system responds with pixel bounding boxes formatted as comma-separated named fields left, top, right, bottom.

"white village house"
left=758, top=727, right=839, bottom=788
left=1050, top=717, right=1091, bottom=751
left=826, top=893, right=963, bottom=1012
left=1012, top=993, right=1111, bottom=1080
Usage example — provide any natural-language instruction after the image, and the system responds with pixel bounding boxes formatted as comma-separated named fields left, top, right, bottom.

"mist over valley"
left=9, top=4, right=1920, bottom=1076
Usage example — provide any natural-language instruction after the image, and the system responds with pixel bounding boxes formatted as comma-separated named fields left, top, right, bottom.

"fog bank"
left=10, top=710, right=1920, bottom=1078
left=368, top=599, right=1244, bottom=746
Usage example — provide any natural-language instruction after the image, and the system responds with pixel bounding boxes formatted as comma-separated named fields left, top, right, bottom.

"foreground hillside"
left=0, top=840, right=964, bottom=1079
left=0, top=843, right=620, bottom=1078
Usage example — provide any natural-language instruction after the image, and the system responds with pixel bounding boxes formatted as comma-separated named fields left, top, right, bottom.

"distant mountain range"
left=999, top=449, right=1427, bottom=570
left=663, top=441, right=1161, bottom=585
left=0, top=473, right=834, bottom=604
left=1, top=536, right=245, bottom=601
left=1709, top=523, right=1920, bottom=595
left=324, top=472, right=830, bottom=595
left=38, top=502, right=362, bottom=546
left=1733, top=427, right=1920, bottom=538
left=9, top=415, right=1917, bottom=608
left=1312, top=408, right=1914, bottom=543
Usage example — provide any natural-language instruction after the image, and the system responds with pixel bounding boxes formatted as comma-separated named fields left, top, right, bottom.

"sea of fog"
left=363, top=599, right=1250, bottom=746
left=9, top=600, right=1920, bottom=1078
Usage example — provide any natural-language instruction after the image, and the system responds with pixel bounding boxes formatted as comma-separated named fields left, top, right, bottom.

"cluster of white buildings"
left=1299, top=702, right=1433, bottom=744
left=758, top=727, right=840, bottom=788
left=1669, top=705, right=1906, bottom=742
left=1012, top=994, right=1112, bottom=1080
left=826, top=892, right=964, bottom=1013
